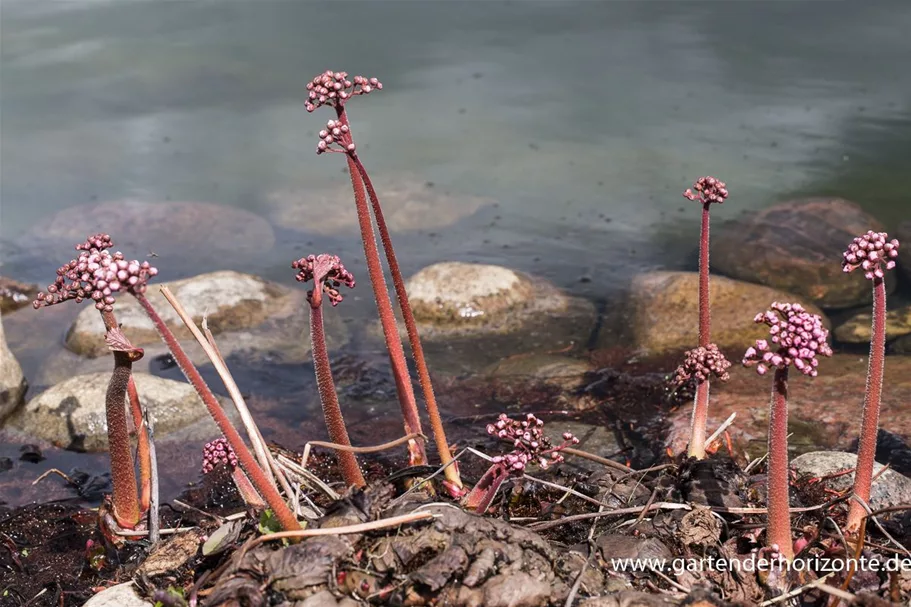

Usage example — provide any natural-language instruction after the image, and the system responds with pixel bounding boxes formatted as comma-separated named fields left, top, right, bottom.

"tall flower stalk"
left=292, top=254, right=366, bottom=488
left=680, top=176, right=729, bottom=459
left=842, top=231, right=900, bottom=533
left=743, top=302, right=832, bottom=560
left=305, top=70, right=462, bottom=492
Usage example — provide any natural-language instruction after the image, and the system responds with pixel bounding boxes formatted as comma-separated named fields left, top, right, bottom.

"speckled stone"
left=82, top=582, right=152, bottom=607
left=791, top=451, right=911, bottom=511
left=834, top=303, right=911, bottom=344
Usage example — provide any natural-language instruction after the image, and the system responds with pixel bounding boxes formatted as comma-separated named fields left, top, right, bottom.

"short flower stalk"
left=681, top=177, right=729, bottom=459
left=202, top=438, right=265, bottom=508
left=842, top=232, right=900, bottom=533
left=743, top=302, right=832, bottom=560
left=292, top=254, right=366, bottom=488
left=462, top=414, right=578, bottom=513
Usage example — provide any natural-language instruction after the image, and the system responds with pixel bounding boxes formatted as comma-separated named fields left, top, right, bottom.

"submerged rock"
left=485, top=354, right=593, bottom=391
left=65, top=271, right=297, bottom=358
left=791, top=451, right=911, bottom=511
left=0, top=277, right=38, bottom=314
left=4, top=371, right=237, bottom=452
left=665, top=354, right=911, bottom=458
left=403, top=262, right=596, bottom=340
left=267, top=174, right=491, bottom=235
left=896, top=221, right=911, bottom=282
left=82, top=582, right=152, bottom=607
left=0, top=315, right=27, bottom=421
left=834, top=303, right=911, bottom=343
left=712, top=198, right=891, bottom=309
left=601, top=271, right=828, bottom=356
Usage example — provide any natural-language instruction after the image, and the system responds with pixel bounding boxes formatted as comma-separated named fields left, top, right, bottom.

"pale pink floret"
left=485, top=413, right=579, bottom=474
left=672, top=343, right=732, bottom=387
left=201, top=437, right=239, bottom=474
left=305, top=70, right=382, bottom=113
left=292, top=254, right=356, bottom=307
left=683, top=176, right=729, bottom=205
left=742, top=302, right=832, bottom=377
left=842, top=231, right=899, bottom=281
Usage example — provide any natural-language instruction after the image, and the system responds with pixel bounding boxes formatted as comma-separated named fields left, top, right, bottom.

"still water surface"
left=1, top=0, right=910, bottom=504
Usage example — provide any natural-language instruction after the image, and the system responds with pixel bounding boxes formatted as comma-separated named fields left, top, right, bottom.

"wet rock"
left=65, top=271, right=298, bottom=358
left=82, top=582, right=152, bottom=607
left=267, top=174, right=491, bottom=235
left=712, top=198, right=891, bottom=309
left=892, top=334, right=911, bottom=355
left=0, top=315, right=27, bottom=421
left=834, top=303, right=911, bottom=343
left=791, top=451, right=911, bottom=511
left=403, top=262, right=596, bottom=340
left=485, top=353, right=594, bottom=391
left=3, top=371, right=237, bottom=452
left=604, top=271, right=828, bottom=356
left=557, top=421, right=623, bottom=475
left=0, top=277, right=38, bottom=314
left=26, top=200, right=275, bottom=270
left=666, top=354, right=911, bottom=458
left=896, top=221, right=911, bottom=283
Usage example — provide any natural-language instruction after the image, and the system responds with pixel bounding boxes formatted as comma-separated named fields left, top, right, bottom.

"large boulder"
left=0, top=315, right=27, bottom=421
left=712, top=198, right=892, bottom=309
left=665, top=354, right=911, bottom=458
left=834, top=303, right=911, bottom=344
left=3, top=372, right=237, bottom=452
left=599, top=271, right=828, bottom=356
left=896, top=221, right=911, bottom=282
left=267, top=174, right=491, bottom=235
left=65, top=271, right=297, bottom=358
left=791, top=451, right=911, bottom=511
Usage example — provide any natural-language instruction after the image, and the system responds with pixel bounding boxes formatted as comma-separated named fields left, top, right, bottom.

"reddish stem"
left=351, top=155, right=462, bottom=491
left=99, top=310, right=141, bottom=529
left=688, top=382, right=710, bottom=459
left=131, top=292, right=299, bottom=532
left=338, top=135, right=427, bottom=466
left=127, top=377, right=152, bottom=512
left=310, top=298, right=366, bottom=487
left=232, top=468, right=266, bottom=508
left=688, top=202, right=713, bottom=460
left=462, top=464, right=508, bottom=513
left=847, top=277, right=887, bottom=532
left=767, top=366, right=794, bottom=560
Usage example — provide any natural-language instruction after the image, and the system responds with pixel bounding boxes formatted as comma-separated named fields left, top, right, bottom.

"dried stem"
left=133, top=290, right=299, bottom=532
left=767, top=366, right=794, bottom=561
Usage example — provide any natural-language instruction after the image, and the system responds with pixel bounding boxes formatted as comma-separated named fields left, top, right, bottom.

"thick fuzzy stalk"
left=342, top=151, right=427, bottom=465
left=99, top=311, right=141, bottom=528
left=127, top=377, right=152, bottom=512
left=310, top=300, right=366, bottom=487
left=846, top=277, right=887, bottom=532
left=688, top=203, right=713, bottom=460
left=132, top=292, right=299, bottom=531
left=352, top=155, right=461, bottom=490
left=767, top=367, right=794, bottom=560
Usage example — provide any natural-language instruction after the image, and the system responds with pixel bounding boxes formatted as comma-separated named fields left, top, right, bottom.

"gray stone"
left=66, top=271, right=299, bottom=358
left=895, top=221, right=911, bottom=283
left=791, top=451, right=911, bottom=511
left=557, top=421, right=623, bottom=474
left=0, top=315, right=27, bottom=421
left=267, top=174, right=491, bottom=235
left=712, top=198, right=892, bottom=309
left=82, top=582, right=152, bottom=607
left=4, top=371, right=237, bottom=452
left=486, top=354, right=593, bottom=391
left=834, top=303, right=911, bottom=343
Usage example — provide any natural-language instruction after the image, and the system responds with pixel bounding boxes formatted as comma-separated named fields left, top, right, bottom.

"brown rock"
left=0, top=277, right=38, bottom=314
left=666, top=353, right=911, bottom=458
left=712, top=198, right=892, bottom=309
left=896, top=221, right=911, bottom=283
left=603, top=271, right=828, bottom=356
left=834, top=303, right=911, bottom=343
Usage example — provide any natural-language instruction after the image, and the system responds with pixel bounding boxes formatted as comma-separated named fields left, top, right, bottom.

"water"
left=1, top=0, right=910, bottom=505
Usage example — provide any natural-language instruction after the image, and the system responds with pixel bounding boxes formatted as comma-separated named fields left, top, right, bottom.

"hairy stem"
left=132, top=292, right=299, bottom=531
left=127, top=377, right=152, bottom=512
left=687, top=381, right=710, bottom=459
left=688, top=202, right=713, bottom=461
left=352, top=155, right=461, bottom=490
left=310, top=300, right=366, bottom=487
left=100, top=310, right=140, bottom=528
left=847, top=277, right=887, bottom=532
left=339, top=141, right=427, bottom=466
left=767, top=366, right=794, bottom=560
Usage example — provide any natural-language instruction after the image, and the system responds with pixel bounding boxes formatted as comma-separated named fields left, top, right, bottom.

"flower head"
left=316, top=119, right=356, bottom=155
left=842, top=231, right=899, bottom=281
left=291, top=254, right=356, bottom=307
left=486, top=413, right=579, bottom=474
left=742, top=302, right=832, bottom=377
left=202, top=438, right=239, bottom=474
left=305, top=70, right=382, bottom=113
left=683, top=176, right=728, bottom=205
left=672, top=344, right=731, bottom=387
left=33, top=234, right=158, bottom=312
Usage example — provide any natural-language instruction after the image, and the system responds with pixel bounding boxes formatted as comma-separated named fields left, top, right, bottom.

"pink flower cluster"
left=316, top=119, right=355, bottom=155
left=683, top=176, right=728, bottom=205
left=672, top=344, right=732, bottom=387
left=486, top=413, right=579, bottom=473
left=743, top=302, right=832, bottom=377
left=33, top=234, right=158, bottom=312
left=292, top=254, right=356, bottom=306
left=842, top=231, right=899, bottom=281
left=305, top=70, right=382, bottom=113
left=202, top=438, right=239, bottom=474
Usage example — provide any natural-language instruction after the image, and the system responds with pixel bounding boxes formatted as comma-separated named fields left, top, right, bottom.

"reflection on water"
left=1, top=0, right=910, bottom=505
